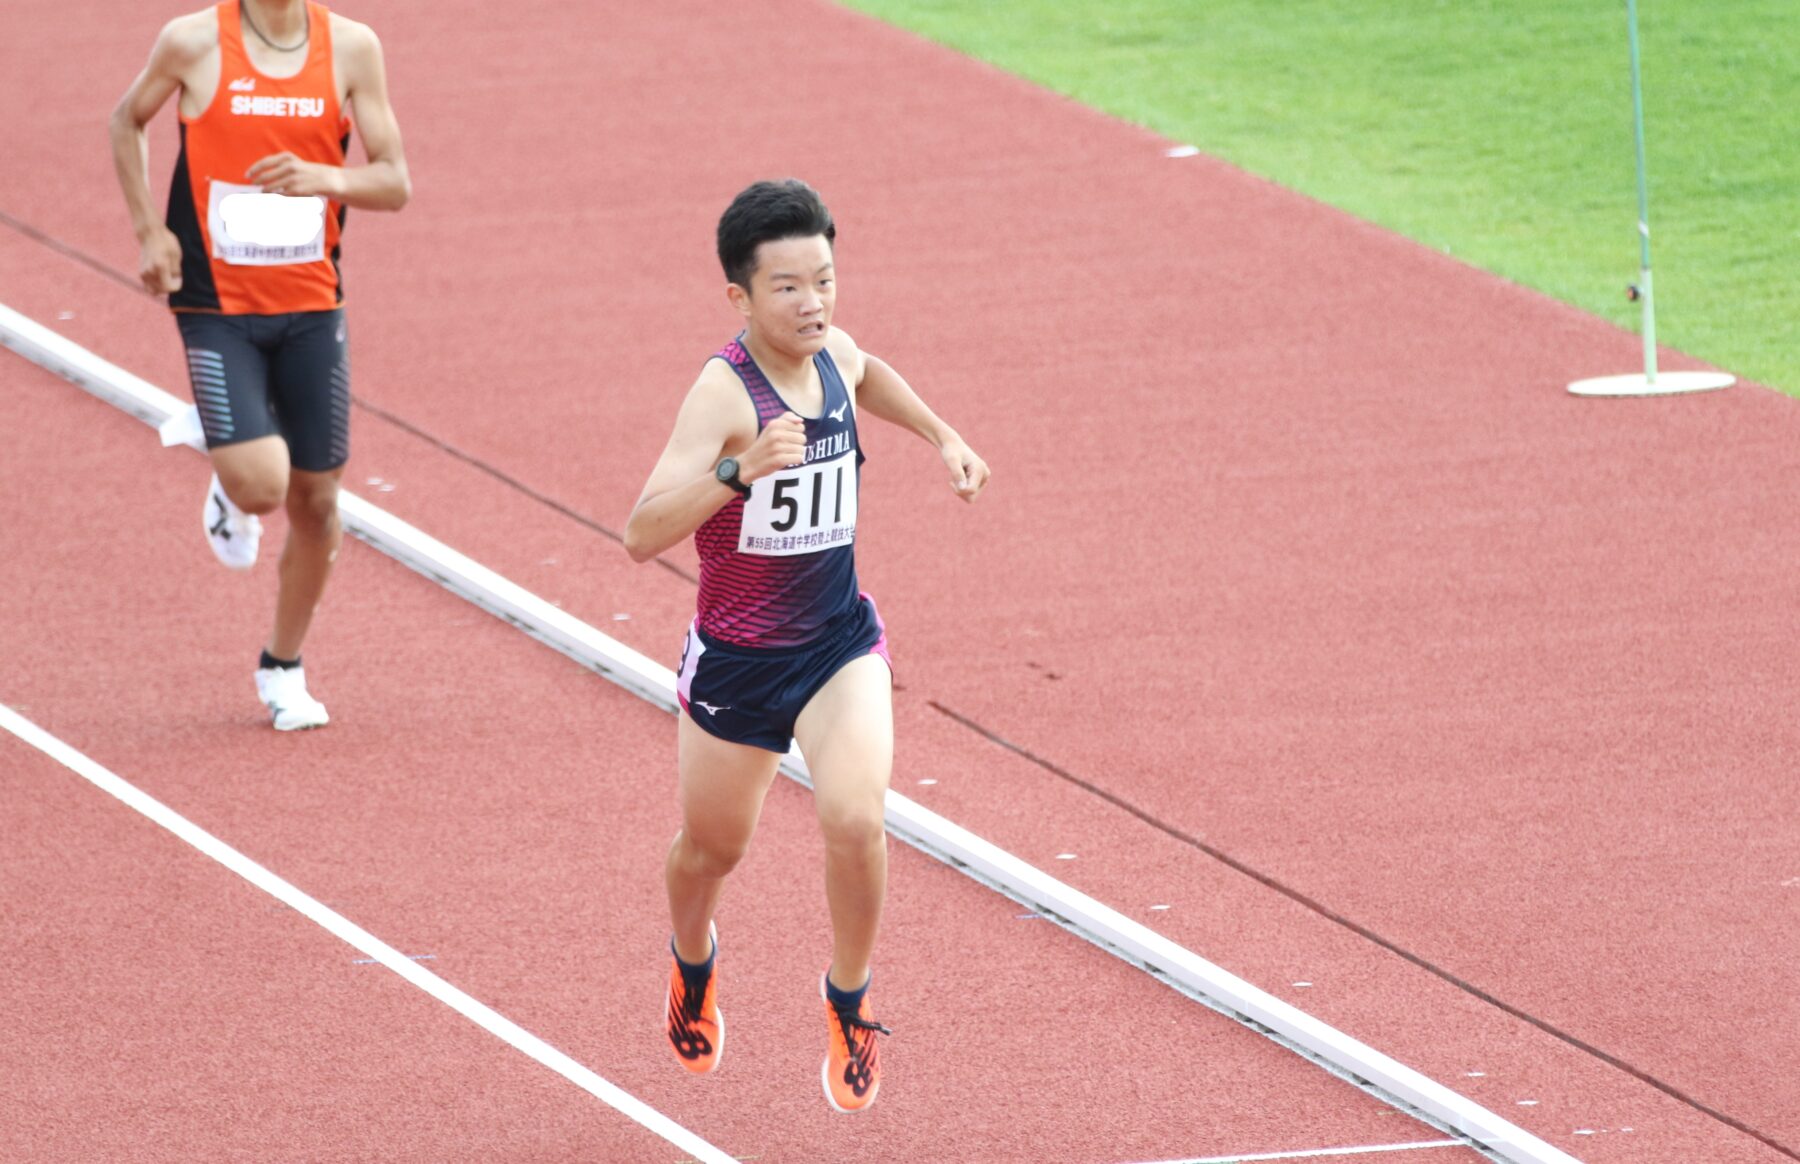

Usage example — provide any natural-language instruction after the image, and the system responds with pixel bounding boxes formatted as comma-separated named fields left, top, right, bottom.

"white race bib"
left=208, top=179, right=326, bottom=266
left=738, top=449, right=858, bottom=557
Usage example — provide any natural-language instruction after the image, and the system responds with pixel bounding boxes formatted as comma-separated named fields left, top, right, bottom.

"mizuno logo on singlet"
left=828, top=403, right=847, bottom=422
left=231, top=95, right=326, bottom=118
left=228, top=77, right=256, bottom=92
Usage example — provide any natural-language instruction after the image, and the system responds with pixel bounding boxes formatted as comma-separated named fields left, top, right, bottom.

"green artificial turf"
left=844, top=0, right=1799, bottom=394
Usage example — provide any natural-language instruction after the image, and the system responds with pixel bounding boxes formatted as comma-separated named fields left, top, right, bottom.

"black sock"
left=259, top=649, right=301, bottom=671
left=825, top=971, right=869, bottom=1011
left=672, top=935, right=715, bottom=995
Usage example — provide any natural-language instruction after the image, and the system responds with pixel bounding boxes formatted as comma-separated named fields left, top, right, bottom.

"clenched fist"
left=246, top=151, right=344, bottom=199
left=738, top=411, right=808, bottom=484
left=137, top=225, right=183, bottom=296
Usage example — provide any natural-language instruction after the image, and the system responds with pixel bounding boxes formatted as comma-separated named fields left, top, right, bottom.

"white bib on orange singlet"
left=737, top=448, right=859, bottom=557
left=208, top=180, right=327, bottom=266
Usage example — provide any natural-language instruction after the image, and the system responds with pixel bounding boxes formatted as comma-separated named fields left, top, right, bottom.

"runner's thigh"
left=793, top=653, right=894, bottom=828
left=176, top=312, right=278, bottom=450
left=268, top=308, right=351, bottom=472
left=677, top=711, right=783, bottom=855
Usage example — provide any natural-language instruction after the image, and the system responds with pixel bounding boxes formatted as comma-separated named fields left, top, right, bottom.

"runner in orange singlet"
left=110, top=0, right=409, bottom=729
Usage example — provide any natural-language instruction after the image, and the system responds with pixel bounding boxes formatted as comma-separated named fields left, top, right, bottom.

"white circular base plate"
left=1567, top=371, right=1736, bottom=397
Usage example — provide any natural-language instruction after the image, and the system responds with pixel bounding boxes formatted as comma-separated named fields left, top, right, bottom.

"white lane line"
left=1128, top=1141, right=1466, bottom=1163
left=0, top=704, right=738, bottom=1164
left=0, top=300, right=1584, bottom=1164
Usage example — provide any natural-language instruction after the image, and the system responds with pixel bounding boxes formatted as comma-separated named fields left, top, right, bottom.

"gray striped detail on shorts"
left=327, top=359, right=351, bottom=465
left=186, top=349, right=234, bottom=440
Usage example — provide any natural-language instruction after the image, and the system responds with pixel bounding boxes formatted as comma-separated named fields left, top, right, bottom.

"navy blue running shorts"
left=676, top=594, right=892, bottom=754
left=175, top=308, right=351, bottom=472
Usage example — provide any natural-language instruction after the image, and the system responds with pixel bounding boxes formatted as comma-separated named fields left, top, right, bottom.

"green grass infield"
left=844, top=0, right=1798, bottom=395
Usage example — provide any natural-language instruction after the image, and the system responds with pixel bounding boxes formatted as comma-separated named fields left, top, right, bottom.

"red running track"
left=6, top=0, right=1800, bottom=1161
left=1, top=355, right=1482, bottom=1162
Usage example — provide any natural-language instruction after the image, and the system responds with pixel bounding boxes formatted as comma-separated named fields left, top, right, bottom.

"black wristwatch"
left=715, top=457, right=753, bottom=497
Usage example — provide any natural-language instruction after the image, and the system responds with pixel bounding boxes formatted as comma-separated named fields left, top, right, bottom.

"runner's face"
left=738, top=235, right=835, bottom=357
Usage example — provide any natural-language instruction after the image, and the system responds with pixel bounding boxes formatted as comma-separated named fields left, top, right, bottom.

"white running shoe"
left=204, top=474, right=261, bottom=570
left=255, top=665, right=330, bottom=731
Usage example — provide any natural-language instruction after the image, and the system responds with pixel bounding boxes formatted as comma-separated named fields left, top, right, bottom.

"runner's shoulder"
left=690, top=354, right=761, bottom=430
left=328, top=12, right=383, bottom=55
left=154, top=9, right=219, bottom=68
left=824, top=326, right=865, bottom=386
left=695, top=351, right=752, bottom=401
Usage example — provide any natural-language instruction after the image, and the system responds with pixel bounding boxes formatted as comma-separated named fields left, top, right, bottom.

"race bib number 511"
left=738, top=449, right=858, bottom=557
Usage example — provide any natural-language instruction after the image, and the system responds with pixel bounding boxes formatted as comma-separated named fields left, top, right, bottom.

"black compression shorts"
left=175, top=307, right=351, bottom=472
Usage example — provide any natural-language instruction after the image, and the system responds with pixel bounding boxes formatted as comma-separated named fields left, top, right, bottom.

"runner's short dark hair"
left=717, top=179, right=836, bottom=289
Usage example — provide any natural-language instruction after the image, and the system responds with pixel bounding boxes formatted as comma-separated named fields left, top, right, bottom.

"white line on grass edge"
left=0, top=302, right=1583, bottom=1164
left=0, top=704, right=736, bottom=1164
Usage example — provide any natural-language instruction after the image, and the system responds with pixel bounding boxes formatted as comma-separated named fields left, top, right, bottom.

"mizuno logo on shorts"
left=695, top=702, right=730, bottom=715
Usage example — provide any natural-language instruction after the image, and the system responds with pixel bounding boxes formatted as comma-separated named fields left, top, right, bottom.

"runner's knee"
left=678, top=830, right=751, bottom=879
left=219, top=470, right=286, bottom=515
left=287, top=477, right=341, bottom=529
left=817, top=797, right=886, bottom=852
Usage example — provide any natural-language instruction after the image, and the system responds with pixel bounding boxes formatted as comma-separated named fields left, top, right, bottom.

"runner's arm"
left=856, top=351, right=991, bottom=502
left=109, top=18, right=208, bottom=294
left=623, top=364, right=807, bottom=562
left=244, top=19, right=410, bottom=209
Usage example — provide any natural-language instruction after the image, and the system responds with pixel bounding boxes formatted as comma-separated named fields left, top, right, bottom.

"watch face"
left=717, top=457, right=738, bottom=481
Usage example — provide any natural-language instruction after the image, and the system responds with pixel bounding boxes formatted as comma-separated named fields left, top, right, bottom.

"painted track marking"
left=0, top=301, right=1582, bottom=1164
left=1128, top=1141, right=1466, bottom=1163
left=0, top=704, right=739, bottom=1164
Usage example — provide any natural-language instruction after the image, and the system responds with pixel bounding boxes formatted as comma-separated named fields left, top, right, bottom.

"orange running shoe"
left=665, top=928, right=722, bottom=1074
left=820, top=972, right=891, bottom=1113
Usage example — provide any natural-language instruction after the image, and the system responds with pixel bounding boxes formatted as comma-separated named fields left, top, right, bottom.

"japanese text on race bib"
left=738, top=449, right=858, bottom=557
left=207, top=179, right=326, bottom=266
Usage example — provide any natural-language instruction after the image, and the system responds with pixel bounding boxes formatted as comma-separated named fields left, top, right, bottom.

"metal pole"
left=1627, top=0, right=1658, bottom=382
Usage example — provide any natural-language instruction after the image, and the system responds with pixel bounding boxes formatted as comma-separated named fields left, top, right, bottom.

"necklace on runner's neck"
left=240, top=1, right=309, bottom=52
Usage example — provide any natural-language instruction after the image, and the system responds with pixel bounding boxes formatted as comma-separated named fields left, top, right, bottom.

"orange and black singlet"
left=166, top=1, right=351, bottom=314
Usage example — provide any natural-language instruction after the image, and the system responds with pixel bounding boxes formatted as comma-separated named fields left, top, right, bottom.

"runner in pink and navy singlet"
left=673, top=331, right=892, bottom=753
left=694, top=334, right=867, bottom=649
left=624, top=179, right=989, bottom=1111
